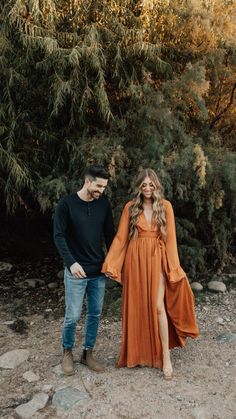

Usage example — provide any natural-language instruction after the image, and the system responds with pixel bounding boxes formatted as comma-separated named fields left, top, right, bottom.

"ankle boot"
left=62, top=349, right=75, bottom=375
left=80, top=349, right=105, bottom=372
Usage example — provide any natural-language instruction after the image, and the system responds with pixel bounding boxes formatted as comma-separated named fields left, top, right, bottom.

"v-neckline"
left=142, top=211, right=153, bottom=229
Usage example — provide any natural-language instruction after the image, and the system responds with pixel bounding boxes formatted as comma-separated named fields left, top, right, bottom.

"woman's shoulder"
left=162, top=198, right=171, bottom=206
left=162, top=199, right=173, bottom=211
left=123, top=200, right=134, bottom=211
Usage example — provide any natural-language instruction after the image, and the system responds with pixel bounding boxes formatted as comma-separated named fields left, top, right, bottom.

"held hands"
left=104, top=272, right=113, bottom=279
left=70, top=262, right=87, bottom=279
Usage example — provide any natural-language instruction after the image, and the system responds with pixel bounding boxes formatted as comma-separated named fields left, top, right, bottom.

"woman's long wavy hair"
left=128, top=168, right=166, bottom=241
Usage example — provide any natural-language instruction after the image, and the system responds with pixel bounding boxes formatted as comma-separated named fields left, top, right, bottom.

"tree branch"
left=210, top=82, right=236, bottom=128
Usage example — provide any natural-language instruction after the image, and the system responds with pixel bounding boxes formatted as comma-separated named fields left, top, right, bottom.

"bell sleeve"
left=165, top=200, right=187, bottom=283
left=101, top=202, right=131, bottom=284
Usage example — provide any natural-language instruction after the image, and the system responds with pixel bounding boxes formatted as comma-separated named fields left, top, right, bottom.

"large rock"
left=0, top=261, right=13, bottom=272
left=216, top=333, right=236, bottom=343
left=0, top=349, right=30, bottom=369
left=191, top=282, right=203, bottom=291
left=52, top=386, right=89, bottom=410
left=14, top=393, right=49, bottom=419
left=207, top=281, right=226, bottom=292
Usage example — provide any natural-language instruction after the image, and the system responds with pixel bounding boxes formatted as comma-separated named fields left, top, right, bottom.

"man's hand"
left=70, top=262, right=87, bottom=279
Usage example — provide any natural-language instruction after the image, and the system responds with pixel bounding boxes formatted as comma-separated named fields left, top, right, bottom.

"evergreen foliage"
left=0, top=0, right=236, bottom=276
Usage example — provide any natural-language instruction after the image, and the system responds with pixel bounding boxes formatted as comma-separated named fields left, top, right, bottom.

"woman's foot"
left=163, top=367, right=173, bottom=380
left=162, top=350, right=173, bottom=380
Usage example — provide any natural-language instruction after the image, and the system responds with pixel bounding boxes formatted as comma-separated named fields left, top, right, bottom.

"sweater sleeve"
left=53, top=198, right=77, bottom=268
left=101, top=202, right=130, bottom=283
left=165, top=201, right=186, bottom=283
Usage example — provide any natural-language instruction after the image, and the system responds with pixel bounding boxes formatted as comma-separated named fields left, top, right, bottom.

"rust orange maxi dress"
left=102, top=199, right=199, bottom=369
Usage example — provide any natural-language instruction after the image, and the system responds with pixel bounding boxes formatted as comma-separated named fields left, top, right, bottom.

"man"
left=53, top=165, right=114, bottom=375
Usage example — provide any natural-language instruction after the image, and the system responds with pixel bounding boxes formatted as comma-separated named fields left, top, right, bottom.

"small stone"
left=52, top=387, right=89, bottom=410
left=216, top=317, right=224, bottom=325
left=24, top=279, right=37, bottom=288
left=57, top=270, right=64, bottom=280
left=3, top=320, right=15, bottom=325
left=0, top=349, right=30, bottom=369
left=0, top=262, right=13, bottom=272
left=47, top=282, right=58, bottom=289
left=207, top=281, right=226, bottom=292
left=23, top=371, right=40, bottom=382
left=191, top=282, right=203, bottom=291
left=14, top=392, right=49, bottom=419
left=24, top=278, right=44, bottom=288
left=176, top=395, right=182, bottom=401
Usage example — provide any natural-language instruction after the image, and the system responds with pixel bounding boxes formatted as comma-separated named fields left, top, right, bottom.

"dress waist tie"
left=138, top=232, right=168, bottom=278
left=138, top=232, right=160, bottom=238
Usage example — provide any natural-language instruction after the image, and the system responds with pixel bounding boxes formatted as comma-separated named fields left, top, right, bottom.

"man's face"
left=86, top=177, right=108, bottom=199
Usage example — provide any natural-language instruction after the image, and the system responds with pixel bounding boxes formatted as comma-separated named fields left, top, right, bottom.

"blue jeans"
left=62, top=267, right=106, bottom=350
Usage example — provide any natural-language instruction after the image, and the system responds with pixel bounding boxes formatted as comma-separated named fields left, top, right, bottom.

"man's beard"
left=87, top=188, right=101, bottom=199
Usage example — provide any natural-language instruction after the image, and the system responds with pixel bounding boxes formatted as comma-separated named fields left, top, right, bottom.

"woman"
left=102, top=168, right=199, bottom=379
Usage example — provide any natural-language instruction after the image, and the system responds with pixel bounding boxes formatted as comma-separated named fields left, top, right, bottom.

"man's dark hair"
left=84, top=165, right=109, bottom=180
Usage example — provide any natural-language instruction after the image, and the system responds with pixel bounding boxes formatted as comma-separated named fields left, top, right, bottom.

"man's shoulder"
left=100, top=194, right=111, bottom=206
left=57, top=193, right=75, bottom=207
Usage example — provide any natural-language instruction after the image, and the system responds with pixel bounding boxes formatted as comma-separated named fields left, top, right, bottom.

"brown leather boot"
left=62, top=349, right=75, bottom=375
left=80, top=349, right=105, bottom=372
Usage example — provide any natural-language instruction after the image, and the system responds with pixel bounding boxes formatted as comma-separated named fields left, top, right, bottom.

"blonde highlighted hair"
left=128, top=168, right=166, bottom=240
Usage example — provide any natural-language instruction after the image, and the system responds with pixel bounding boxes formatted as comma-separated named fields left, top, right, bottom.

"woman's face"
left=140, top=176, right=155, bottom=199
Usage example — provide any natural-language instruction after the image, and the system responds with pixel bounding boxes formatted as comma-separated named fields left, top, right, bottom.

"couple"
left=53, top=165, right=199, bottom=380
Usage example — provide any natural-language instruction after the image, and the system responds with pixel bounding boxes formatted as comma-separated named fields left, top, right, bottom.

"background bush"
left=0, top=0, right=235, bottom=277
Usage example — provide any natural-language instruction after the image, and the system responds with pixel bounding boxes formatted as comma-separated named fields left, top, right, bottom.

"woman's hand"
left=104, top=272, right=113, bottom=279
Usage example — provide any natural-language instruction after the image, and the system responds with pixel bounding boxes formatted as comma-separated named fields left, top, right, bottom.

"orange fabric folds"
left=102, top=200, right=199, bottom=368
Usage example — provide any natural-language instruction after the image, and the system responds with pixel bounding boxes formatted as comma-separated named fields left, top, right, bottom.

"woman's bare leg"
left=157, top=273, right=172, bottom=372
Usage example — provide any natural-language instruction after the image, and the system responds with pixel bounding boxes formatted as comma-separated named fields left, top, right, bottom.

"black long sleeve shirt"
left=53, top=193, right=115, bottom=276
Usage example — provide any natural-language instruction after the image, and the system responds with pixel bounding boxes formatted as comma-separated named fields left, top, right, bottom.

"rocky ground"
left=0, top=257, right=235, bottom=419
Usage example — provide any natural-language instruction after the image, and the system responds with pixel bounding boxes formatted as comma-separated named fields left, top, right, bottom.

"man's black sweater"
left=53, top=193, right=115, bottom=276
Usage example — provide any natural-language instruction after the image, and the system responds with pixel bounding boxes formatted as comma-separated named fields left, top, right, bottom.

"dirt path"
left=0, top=268, right=235, bottom=419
